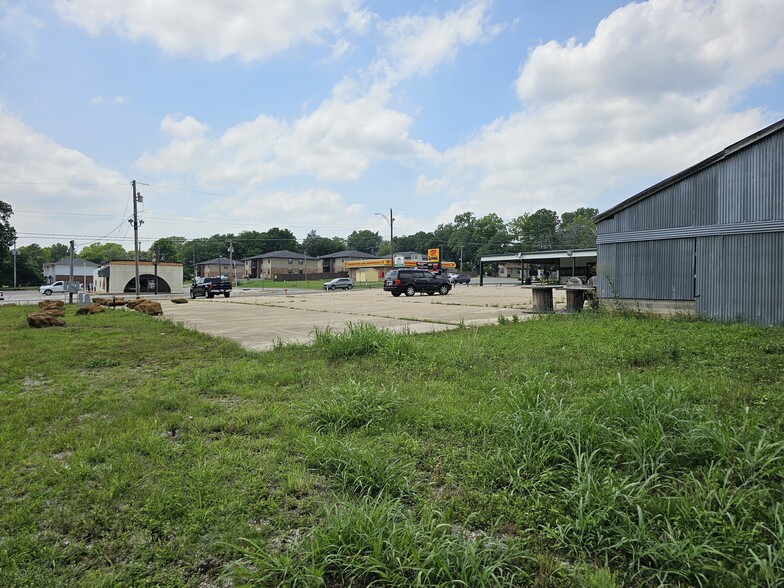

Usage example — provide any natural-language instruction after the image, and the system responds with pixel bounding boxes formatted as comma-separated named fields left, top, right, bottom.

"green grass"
left=1, top=305, right=784, bottom=586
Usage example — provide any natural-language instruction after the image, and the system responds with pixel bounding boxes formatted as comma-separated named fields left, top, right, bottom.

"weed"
left=233, top=497, right=534, bottom=587
left=306, top=380, right=401, bottom=433
left=312, top=322, right=414, bottom=360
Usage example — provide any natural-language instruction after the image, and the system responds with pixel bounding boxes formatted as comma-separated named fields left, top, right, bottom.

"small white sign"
left=393, top=255, right=405, bottom=267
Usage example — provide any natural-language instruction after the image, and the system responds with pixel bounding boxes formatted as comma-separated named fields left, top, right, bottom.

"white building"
left=42, top=258, right=99, bottom=289
left=93, top=260, right=184, bottom=294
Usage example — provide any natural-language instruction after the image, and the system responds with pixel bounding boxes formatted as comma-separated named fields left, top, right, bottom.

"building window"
left=298, top=258, right=303, bottom=265
left=288, top=258, right=293, bottom=264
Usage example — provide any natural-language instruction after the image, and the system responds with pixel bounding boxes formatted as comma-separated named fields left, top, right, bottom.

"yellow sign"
left=428, top=248, right=440, bottom=262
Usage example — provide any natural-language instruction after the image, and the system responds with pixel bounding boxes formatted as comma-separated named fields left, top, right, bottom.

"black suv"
left=383, top=269, right=452, bottom=297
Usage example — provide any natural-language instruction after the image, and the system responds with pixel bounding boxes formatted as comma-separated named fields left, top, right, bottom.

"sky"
left=1, top=0, right=783, bottom=252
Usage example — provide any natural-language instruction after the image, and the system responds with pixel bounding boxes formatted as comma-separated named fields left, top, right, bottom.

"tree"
left=260, top=228, right=299, bottom=253
left=46, top=243, right=69, bottom=262
left=473, top=213, right=511, bottom=261
left=559, top=207, right=598, bottom=249
left=302, top=230, right=345, bottom=257
left=393, top=231, right=435, bottom=255
left=346, top=230, right=383, bottom=254
left=147, top=238, right=181, bottom=263
left=234, top=230, right=268, bottom=259
left=79, top=242, right=133, bottom=264
left=0, top=201, right=16, bottom=270
left=14, top=244, right=45, bottom=285
left=509, top=209, right=559, bottom=251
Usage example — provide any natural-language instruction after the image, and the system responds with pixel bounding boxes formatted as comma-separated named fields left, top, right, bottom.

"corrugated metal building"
left=594, top=119, right=784, bottom=326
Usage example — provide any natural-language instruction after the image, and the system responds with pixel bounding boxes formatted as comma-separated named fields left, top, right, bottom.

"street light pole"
left=129, top=180, right=143, bottom=297
left=375, top=208, right=394, bottom=270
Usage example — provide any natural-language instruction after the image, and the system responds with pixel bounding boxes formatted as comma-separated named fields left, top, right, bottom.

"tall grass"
left=306, top=380, right=401, bottom=433
left=312, top=322, right=415, bottom=360
left=232, top=497, right=534, bottom=588
left=3, top=305, right=784, bottom=586
left=486, top=377, right=784, bottom=586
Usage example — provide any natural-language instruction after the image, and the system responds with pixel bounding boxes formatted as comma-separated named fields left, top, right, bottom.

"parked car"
left=323, top=277, right=354, bottom=291
left=39, top=281, right=76, bottom=295
left=448, top=273, right=471, bottom=285
left=383, top=269, right=451, bottom=297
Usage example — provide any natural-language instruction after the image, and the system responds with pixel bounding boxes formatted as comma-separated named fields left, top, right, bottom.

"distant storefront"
left=94, top=260, right=184, bottom=294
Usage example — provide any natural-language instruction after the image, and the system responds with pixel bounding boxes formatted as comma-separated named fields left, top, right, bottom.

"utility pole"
left=154, top=248, right=159, bottom=295
left=12, top=238, right=17, bottom=289
left=375, top=208, right=395, bottom=270
left=228, top=241, right=235, bottom=287
left=68, top=240, right=75, bottom=304
left=129, top=180, right=143, bottom=297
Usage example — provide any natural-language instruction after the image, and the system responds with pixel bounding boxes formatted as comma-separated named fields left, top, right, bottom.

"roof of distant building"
left=196, top=256, right=240, bottom=265
left=242, top=250, right=317, bottom=260
left=317, top=250, right=376, bottom=259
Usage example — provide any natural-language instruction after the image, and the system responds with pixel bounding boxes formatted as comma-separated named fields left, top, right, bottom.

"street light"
left=375, top=208, right=394, bottom=271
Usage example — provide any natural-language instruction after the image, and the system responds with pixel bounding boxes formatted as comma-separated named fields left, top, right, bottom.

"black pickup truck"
left=190, top=276, right=232, bottom=299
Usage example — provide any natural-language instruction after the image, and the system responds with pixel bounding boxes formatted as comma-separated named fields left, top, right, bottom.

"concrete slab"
left=160, top=286, right=569, bottom=351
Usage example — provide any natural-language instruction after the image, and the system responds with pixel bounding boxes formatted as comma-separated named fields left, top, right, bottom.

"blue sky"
left=1, top=0, right=783, bottom=251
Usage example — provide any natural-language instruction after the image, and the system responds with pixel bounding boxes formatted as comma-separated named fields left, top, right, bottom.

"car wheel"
left=44, top=289, right=52, bottom=296
left=224, top=292, right=230, bottom=298
left=207, top=290, right=214, bottom=299
left=347, top=284, right=353, bottom=290
left=190, top=290, right=196, bottom=299
left=427, top=292, right=435, bottom=296
left=391, top=292, right=401, bottom=297
left=404, top=285, right=415, bottom=297
left=439, top=284, right=450, bottom=295
left=329, top=285, right=336, bottom=290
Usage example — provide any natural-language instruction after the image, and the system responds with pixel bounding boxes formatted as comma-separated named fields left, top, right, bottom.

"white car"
left=322, top=277, right=354, bottom=291
left=39, top=281, right=80, bottom=295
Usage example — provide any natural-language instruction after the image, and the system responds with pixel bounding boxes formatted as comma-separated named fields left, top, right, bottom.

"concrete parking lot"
left=1, top=284, right=570, bottom=351
left=161, top=285, right=568, bottom=351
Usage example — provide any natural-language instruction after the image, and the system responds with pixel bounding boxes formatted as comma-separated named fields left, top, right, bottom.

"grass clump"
left=312, top=322, right=414, bottom=360
left=307, top=380, right=401, bottom=433
left=304, top=437, right=414, bottom=498
left=233, top=497, right=533, bottom=587
left=486, top=379, right=784, bottom=587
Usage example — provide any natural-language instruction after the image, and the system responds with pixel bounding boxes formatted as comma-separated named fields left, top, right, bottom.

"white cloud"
left=429, top=0, right=784, bottom=221
left=0, top=2, right=45, bottom=60
left=137, top=89, right=437, bottom=185
left=90, top=95, right=131, bottom=107
left=0, top=105, right=130, bottom=244
left=515, top=0, right=784, bottom=107
left=134, top=2, right=491, bottom=189
left=374, top=0, right=496, bottom=84
left=55, top=0, right=372, bottom=61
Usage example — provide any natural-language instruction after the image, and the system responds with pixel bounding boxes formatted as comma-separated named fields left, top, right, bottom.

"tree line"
left=0, top=200, right=597, bottom=285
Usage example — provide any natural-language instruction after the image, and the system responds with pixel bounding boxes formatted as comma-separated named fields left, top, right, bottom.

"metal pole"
left=154, top=248, right=159, bottom=295
left=389, top=208, right=394, bottom=270
left=12, top=238, right=16, bottom=288
left=69, top=240, right=75, bottom=304
left=131, top=180, right=140, bottom=297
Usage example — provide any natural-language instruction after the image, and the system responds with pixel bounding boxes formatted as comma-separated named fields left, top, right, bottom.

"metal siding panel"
left=717, top=131, right=784, bottom=224
left=597, top=239, right=693, bottom=300
left=697, top=232, right=784, bottom=325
